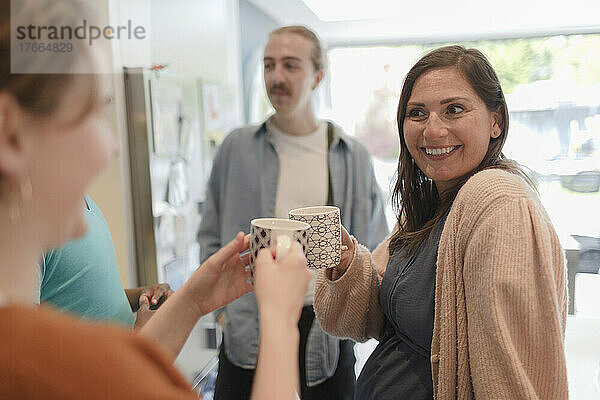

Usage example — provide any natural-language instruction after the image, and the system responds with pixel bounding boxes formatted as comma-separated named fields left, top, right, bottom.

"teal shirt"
left=40, top=196, right=135, bottom=328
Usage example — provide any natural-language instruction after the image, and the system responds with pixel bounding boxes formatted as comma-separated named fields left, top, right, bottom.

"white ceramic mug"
left=249, top=218, right=310, bottom=277
left=288, top=206, right=341, bottom=269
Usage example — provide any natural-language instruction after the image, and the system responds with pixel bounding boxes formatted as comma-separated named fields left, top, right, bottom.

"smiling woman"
left=391, top=45, right=531, bottom=254
left=403, top=67, right=502, bottom=193
left=314, top=45, right=568, bottom=400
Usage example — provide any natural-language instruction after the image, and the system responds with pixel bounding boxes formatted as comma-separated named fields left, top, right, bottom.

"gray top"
left=356, top=213, right=448, bottom=400
left=197, top=119, right=389, bottom=385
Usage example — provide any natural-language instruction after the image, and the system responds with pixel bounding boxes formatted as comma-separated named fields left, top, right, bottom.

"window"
left=247, top=34, right=600, bottom=314
left=325, top=36, right=600, bottom=394
left=326, top=35, right=600, bottom=252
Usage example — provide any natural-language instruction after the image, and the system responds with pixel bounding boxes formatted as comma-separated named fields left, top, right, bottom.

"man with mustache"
left=198, top=25, right=388, bottom=400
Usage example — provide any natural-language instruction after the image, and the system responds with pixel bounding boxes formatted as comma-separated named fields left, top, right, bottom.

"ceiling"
left=247, top=0, right=600, bottom=46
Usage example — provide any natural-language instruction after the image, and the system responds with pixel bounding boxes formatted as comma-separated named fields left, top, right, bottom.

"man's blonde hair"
left=269, top=25, right=326, bottom=72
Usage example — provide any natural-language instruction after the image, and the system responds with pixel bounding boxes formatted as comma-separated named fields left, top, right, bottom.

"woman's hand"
left=328, top=226, right=355, bottom=281
left=189, top=232, right=253, bottom=315
left=138, top=232, right=253, bottom=357
left=254, top=243, right=311, bottom=327
left=251, top=243, right=310, bottom=400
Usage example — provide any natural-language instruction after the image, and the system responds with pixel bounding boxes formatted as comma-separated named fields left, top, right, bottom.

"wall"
left=240, top=0, right=279, bottom=65
left=98, top=0, right=244, bottom=287
left=239, top=0, right=280, bottom=122
left=70, top=0, right=135, bottom=288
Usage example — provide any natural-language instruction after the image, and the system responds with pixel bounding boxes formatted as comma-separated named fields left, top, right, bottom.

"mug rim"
left=288, top=205, right=340, bottom=216
left=251, top=218, right=310, bottom=231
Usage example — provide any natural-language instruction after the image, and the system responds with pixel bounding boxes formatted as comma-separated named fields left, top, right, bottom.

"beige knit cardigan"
left=314, top=169, right=569, bottom=399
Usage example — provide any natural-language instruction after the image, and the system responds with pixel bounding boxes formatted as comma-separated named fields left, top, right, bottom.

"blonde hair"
left=269, top=25, right=326, bottom=72
left=0, top=0, right=99, bottom=119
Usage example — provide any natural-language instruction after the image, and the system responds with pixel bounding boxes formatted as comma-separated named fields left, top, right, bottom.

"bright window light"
left=301, top=0, right=600, bottom=33
left=301, top=0, right=407, bottom=21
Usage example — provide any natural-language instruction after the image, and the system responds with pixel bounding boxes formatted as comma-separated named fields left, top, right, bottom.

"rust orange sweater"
left=0, top=305, right=197, bottom=399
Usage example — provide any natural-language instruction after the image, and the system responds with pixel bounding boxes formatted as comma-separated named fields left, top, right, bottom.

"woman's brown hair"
left=389, top=45, right=532, bottom=256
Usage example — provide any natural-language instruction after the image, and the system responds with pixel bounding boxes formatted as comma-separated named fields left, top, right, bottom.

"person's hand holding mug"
left=254, top=243, right=311, bottom=327
left=251, top=243, right=310, bottom=400
left=327, top=225, right=355, bottom=281
left=188, top=232, right=253, bottom=316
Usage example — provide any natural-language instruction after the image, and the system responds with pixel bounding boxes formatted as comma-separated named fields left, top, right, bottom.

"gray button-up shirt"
left=197, top=119, right=388, bottom=386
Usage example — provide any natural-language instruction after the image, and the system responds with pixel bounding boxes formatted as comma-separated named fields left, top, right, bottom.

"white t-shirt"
left=269, top=120, right=328, bottom=305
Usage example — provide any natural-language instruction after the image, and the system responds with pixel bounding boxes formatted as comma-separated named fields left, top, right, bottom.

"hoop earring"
left=7, top=177, right=32, bottom=224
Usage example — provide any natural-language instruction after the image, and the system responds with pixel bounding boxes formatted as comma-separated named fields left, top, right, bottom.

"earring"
left=6, top=177, right=32, bottom=224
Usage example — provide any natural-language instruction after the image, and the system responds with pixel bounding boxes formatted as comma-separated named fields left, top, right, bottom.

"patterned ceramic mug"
left=288, top=206, right=341, bottom=269
left=249, top=218, right=310, bottom=277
